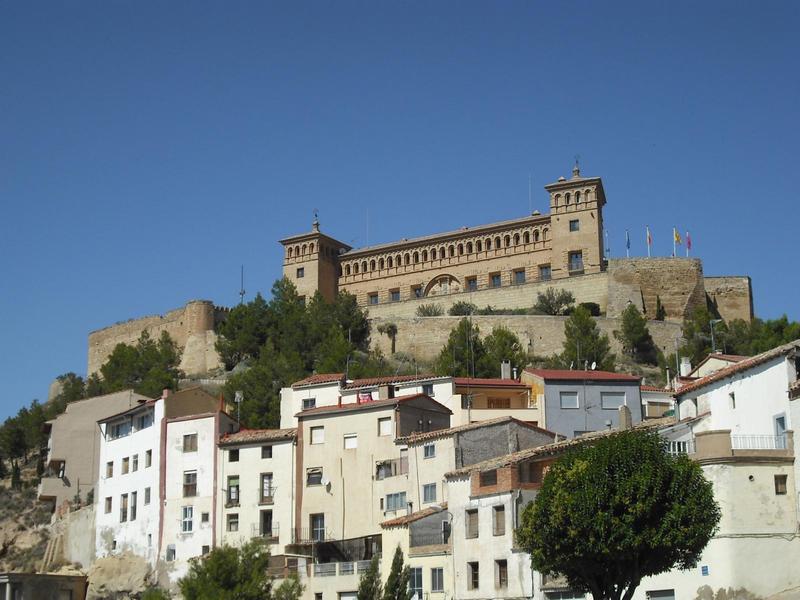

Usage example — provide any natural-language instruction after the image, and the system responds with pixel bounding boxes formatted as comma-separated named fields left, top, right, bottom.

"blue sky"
left=1, top=1, right=798, bottom=420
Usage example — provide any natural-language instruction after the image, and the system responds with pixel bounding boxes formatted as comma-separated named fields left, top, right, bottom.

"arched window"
left=575, top=191, right=581, bottom=203
left=457, top=244, right=464, bottom=256
left=309, top=243, right=314, bottom=253
left=466, top=241, right=473, bottom=254
left=476, top=240, right=482, bottom=252
left=585, top=188, right=592, bottom=201
left=504, top=235, right=511, bottom=247
left=387, top=257, right=393, bottom=268
left=533, top=230, right=540, bottom=243
left=554, top=194, right=561, bottom=206
left=288, top=247, right=293, bottom=258
left=523, top=232, right=530, bottom=244
left=413, top=251, right=419, bottom=264
left=353, top=263, right=359, bottom=274
left=448, top=245, right=455, bottom=258
left=513, top=233, right=520, bottom=245
left=301, top=244, right=307, bottom=255
left=379, top=258, right=385, bottom=270
left=338, top=266, right=343, bottom=277
left=565, top=193, right=571, bottom=205
left=422, top=250, right=428, bottom=262
left=404, top=253, right=411, bottom=265
left=486, top=238, right=492, bottom=250
left=370, top=260, right=376, bottom=271
left=397, top=255, right=402, bottom=266
left=361, top=261, right=367, bottom=273
left=431, top=248, right=437, bottom=260
left=543, top=228, right=549, bottom=240
left=494, top=236, right=501, bottom=248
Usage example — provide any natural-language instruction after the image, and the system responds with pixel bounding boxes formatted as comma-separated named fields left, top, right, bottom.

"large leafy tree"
left=382, top=547, right=412, bottom=600
left=561, top=305, right=615, bottom=371
left=480, top=326, right=529, bottom=377
left=516, top=429, right=720, bottom=600
left=357, top=555, right=383, bottom=600
left=614, top=304, right=659, bottom=365
left=433, top=318, right=486, bottom=377
left=179, top=541, right=272, bottom=600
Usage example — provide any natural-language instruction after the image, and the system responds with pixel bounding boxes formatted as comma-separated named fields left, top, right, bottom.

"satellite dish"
left=591, top=362, right=597, bottom=370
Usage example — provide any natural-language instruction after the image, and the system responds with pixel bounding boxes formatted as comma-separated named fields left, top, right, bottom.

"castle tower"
left=544, top=162, right=607, bottom=279
left=279, top=216, right=351, bottom=303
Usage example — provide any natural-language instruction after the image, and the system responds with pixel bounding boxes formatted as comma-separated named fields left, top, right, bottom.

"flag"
left=686, top=231, right=692, bottom=251
left=673, top=228, right=682, bottom=245
left=625, top=230, right=631, bottom=250
left=646, top=226, right=652, bottom=246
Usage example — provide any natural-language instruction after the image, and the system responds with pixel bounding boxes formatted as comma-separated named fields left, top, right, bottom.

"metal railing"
left=251, top=523, right=279, bottom=540
left=339, top=562, right=354, bottom=575
left=310, top=560, right=380, bottom=577
left=290, top=527, right=333, bottom=544
left=666, top=439, right=695, bottom=456
left=376, top=457, right=408, bottom=480
left=259, top=487, right=277, bottom=504
left=410, top=531, right=450, bottom=548
left=731, top=434, right=787, bottom=450
left=313, top=563, right=336, bottom=577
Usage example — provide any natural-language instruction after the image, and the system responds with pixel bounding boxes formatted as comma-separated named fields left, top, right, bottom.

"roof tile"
left=398, top=416, right=556, bottom=445
left=524, top=368, right=640, bottom=382
left=381, top=503, right=448, bottom=528
left=219, top=428, right=297, bottom=446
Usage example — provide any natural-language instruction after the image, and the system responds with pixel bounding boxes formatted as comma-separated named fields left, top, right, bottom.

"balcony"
left=311, top=560, right=378, bottom=578
left=259, top=487, right=277, bottom=505
left=692, top=430, right=793, bottom=463
left=376, top=457, right=408, bottom=480
left=251, top=523, right=279, bottom=542
left=290, top=527, right=334, bottom=544
left=731, top=435, right=787, bottom=450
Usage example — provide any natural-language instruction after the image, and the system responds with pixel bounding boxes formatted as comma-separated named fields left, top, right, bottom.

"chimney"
left=501, top=360, right=512, bottom=380
left=618, top=405, right=632, bottom=430
left=680, top=357, right=692, bottom=377
left=378, top=385, right=393, bottom=401
left=162, top=388, right=171, bottom=400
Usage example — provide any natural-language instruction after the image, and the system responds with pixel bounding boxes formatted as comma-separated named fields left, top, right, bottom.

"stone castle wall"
left=705, top=276, right=754, bottom=323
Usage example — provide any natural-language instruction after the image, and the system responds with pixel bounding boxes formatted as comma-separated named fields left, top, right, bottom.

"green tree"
left=11, top=461, right=22, bottom=490
left=516, top=430, right=720, bottom=600
left=97, top=330, right=183, bottom=398
left=215, top=293, right=272, bottom=369
left=0, top=416, right=28, bottom=462
left=534, top=288, right=575, bottom=316
left=0, top=455, right=7, bottom=479
left=141, top=589, right=171, bottom=600
left=377, top=323, right=399, bottom=355
left=654, top=296, right=667, bottom=321
left=448, top=301, right=477, bottom=316
left=178, top=541, right=272, bottom=600
left=273, top=573, right=304, bottom=600
left=416, top=303, right=443, bottom=317
left=561, top=305, right=615, bottom=371
left=357, top=555, right=383, bottom=600
left=382, top=547, right=412, bottom=600
left=481, top=326, right=528, bottom=377
left=433, top=318, right=486, bottom=377
left=614, top=304, right=659, bottom=365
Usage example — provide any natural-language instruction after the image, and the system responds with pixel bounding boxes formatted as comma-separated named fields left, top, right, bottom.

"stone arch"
left=554, top=194, right=561, bottom=206
left=387, top=256, right=393, bottom=268
left=448, top=245, right=455, bottom=258
left=422, top=249, right=428, bottom=262
left=379, top=258, right=385, bottom=270
left=404, top=253, right=411, bottom=265
left=494, top=236, right=501, bottom=248
left=353, top=263, right=359, bottom=274
left=523, top=231, right=530, bottom=244
left=288, top=247, right=293, bottom=258
left=466, top=241, right=473, bottom=253
left=361, top=261, right=368, bottom=273
left=476, top=240, right=482, bottom=252
left=543, top=228, right=549, bottom=240
left=565, top=192, right=571, bottom=205
left=504, top=235, right=511, bottom=247
left=301, top=243, right=307, bottom=255
left=309, top=242, right=315, bottom=253
left=575, top=190, right=581, bottom=203
left=533, top=230, right=540, bottom=243
left=513, top=233, right=520, bottom=245
left=457, top=243, right=464, bottom=256
left=370, top=259, right=376, bottom=271
left=423, top=273, right=463, bottom=297
left=486, top=238, right=492, bottom=250
left=430, top=248, right=437, bottom=260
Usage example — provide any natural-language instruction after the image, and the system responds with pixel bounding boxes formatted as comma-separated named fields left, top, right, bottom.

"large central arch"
left=423, top=274, right=463, bottom=297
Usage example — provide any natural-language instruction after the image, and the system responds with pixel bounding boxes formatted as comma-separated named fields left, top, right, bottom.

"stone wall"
left=705, top=276, right=754, bottom=322
left=370, top=314, right=682, bottom=365
left=87, top=300, right=228, bottom=377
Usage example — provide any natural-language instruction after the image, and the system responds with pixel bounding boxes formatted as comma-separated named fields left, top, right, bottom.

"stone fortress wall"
left=704, top=276, right=754, bottom=323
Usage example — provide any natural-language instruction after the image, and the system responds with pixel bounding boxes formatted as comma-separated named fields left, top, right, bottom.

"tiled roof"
left=640, top=385, right=672, bottom=393
left=524, top=368, right=640, bottom=383
left=343, top=374, right=448, bottom=390
left=219, top=428, right=297, bottom=446
left=689, top=352, right=750, bottom=376
left=445, top=418, right=674, bottom=479
left=676, top=340, right=800, bottom=398
left=292, top=373, right=345, bottom=389
left=381, top=503, right=448, bottom=528
left=398, top=416, right=556, bottom=445
left=454, top=378, right=527, bottom=388
left=296, top=393, right=452, bottom=418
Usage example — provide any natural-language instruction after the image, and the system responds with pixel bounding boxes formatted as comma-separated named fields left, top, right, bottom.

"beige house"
left=453, top=377, right=541, bottom=426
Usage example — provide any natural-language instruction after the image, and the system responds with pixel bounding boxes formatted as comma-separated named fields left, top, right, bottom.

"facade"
left=640, top=386, right=674, bottom=419
left=686, top=352, right=748, bottom=379
left=0, top=573, right=87, bottom=600
left=452, top=377, right=541, bottom=426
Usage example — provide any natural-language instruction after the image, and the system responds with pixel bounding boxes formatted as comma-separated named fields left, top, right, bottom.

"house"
left=640, top=385, right=674, bottom=419
left=452, top=377, right=541, bottom=426
left=687, top=352, right=749, bottom=379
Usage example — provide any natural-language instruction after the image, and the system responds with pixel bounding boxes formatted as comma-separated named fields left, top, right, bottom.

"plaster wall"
left=61, top=504, right=96, bottom=568
left=406, top=438, right=456, bottom=509
left=280, top=383, right=343, bottom=429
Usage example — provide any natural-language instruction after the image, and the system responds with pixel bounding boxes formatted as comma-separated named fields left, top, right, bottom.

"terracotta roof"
left=398, top=416, right=556, bottom=445
left=343, top=374, right=448, bottom=390
left=292, top=373, right=345, bottom=389
left=219, top=428, right=297, bottom=446
left=296, top=393, right=453, bottom=418
left=381, top=503, right=448, bottom=528
left=524, top=368, right=640, bottom=383
left=689, top=352, right=750, bottom=376
left=640, top=385, right=672, bottom=393
left=454, top=377, right=527, bottom=388
left=676, top=340, right=800, bottom=398
left=445, top=418, right=673, bottom=479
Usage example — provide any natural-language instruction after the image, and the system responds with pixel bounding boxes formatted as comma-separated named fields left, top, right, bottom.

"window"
left=302, top=398, right=316, bottom=410
left=130, top=491, right=137, bottom=521
left=423, top=483, right=436, bottom=503
left=601, top=392, right=626, bottom=410
left=260, top=509, right=274, bottom=537
left=423, top=443, right=436, bottom=459
left=121, top=457, right=129, bottom=474
left=311, top=513, right=326, bottom=541
left=182, top=506, right=193, bottom=533
left=560, top=391, right=579, bottom=409
left=261, top=445, right=273, bottom=459
left=378, top=417, right=392, bottom=437
left=495, top=560, right=508, bottom=589
left=390, top=289, right=400, bottom=302
left=261, top=473, right=275, bottom=502
left=385, top=492, right=407, bottom=511
left=514, top=269, right=526, bottom=285
left=539, top=264, right=552, bottom=281
left=466, top=277, right=477, bottom=292
left=480, top=470, right=498, bottom=487
left=466, top=509, right=479, bottom=538
left=488, top=397, right=510, bottom=409
left=645, top=591, right=675, bottom=600
left=368, top=293, right=379, bottom=305
left=184, top=471, right=197, bottom=497
left=344, top=433, right=358, bottom=450
left=227, top=476, right=240, bottom=505
left=166, top=544, right=176, bottom=562
left=201, top=512, right=209, bottom=523
left=409, top=567, right=423, bottom=599
left=569, top=219, right=580, bottom=232
left=119, top=494, right=128, bottom=523
left=568, top=250, right=584, bottom=273
left=729, top=392, right=736, bottom=409
left=431, top=567, right=444, bottom=593
left=490, top=273, right=501, bottom=288
left=468, top=562, right=479, bottom=590
left=131, top=454, right=138, bottom=472
left=136, top=411, right=153, bottom=430
left=109, top=420, right=131, bottom=439
left=183, top=433, right=198, bottom=452
left=310, top=426, right=325, bottom=445
left=413, top=286, right=423, bottom=298
left=422, top=383, right=434, bottom=396
left=106, top=461, right=113, bottom=478
left=202, top=545, right=210, bottom=555
left=227, top=513, right=239, bottom=532
left=144, top=487, right=151, bottom=505
left=145, top=449, right=152, bottom=468
left=307, top=467, right=323, bottom=486
left=296, top=267, right=304, bottom=278
left=104, top=496, right=112, bottom=514
left=229, top=449, right=239, bottom=462
left=493, top=505, right=505, bottom=535
left=775, top=474, right=788, bottom=495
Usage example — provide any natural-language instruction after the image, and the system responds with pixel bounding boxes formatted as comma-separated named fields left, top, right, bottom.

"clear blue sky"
left=1, top=1, right=798, bottom=420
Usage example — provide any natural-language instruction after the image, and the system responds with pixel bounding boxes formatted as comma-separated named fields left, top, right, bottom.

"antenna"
left=239, top=265, right=246, bottom=305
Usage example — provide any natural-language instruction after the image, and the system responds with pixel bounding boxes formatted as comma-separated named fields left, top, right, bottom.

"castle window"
left=575, top=191, right=581, bottom=203
left=569, top=219, right=580, bottom=232
left=413, top=252, right=419, bottom=263
left=309, top=243, right=314, bottom=253
left=543, top=228, right=549, bottom=240
left=288, top=247, right=293, bottom=258
left=555, top=194, right=561, bottom=206
left=494, top=236, right=501, bottom=248
left=458, top=244, right=464, bottom=256
left=539, top=265, right=551, bottom=281
left=345, top=264, right=351, bottom=276
left=354, top=263, right=359, bottom=274
left=404, top=253, right=411, bottom=265
left=413, top=286, right=423, bottom=298
left=533, top=230, right=540, bottom=243
left=422, top=250, right=428, bottom=261
left=302, top=244, right=307, bottom=254
left=379, top=258, right=385, bottom=270
left=362, top=261, right=368, bottom=273
left=397, top=254, right=402, bottom=266
left=565, top=193, right=571, bottom=204
left=388, top=257, right=393, bottom=268
left=466, top=241, right=473, bottom=253
left=476, top=240, right=482, bottom=252
left=370, top=260, right=376, bottom=271
left=296, top=267, right=304, bottom=279
left=294, top=245, right=299, bottom=257
left=513, top=233, right=520, bottom=245
left=390, top=289, right=401, bottom=302
left=514, top=269, right=526, bottom=285
left=466, top=277, right=477, bottom=292
left=568, top=251, right=584, bottom=273
left=523, top=232, right=530, bottom=244
left=504, top=235, right=511, bottom=247
left=368, top=293, right=378, bottom=305
left=486, top=238, right=492, bottom=250
left=430, top=249, right=436, bottom=260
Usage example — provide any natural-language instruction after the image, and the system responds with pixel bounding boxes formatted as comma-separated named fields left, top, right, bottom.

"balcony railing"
left=376, top=457, right=408, bottom=480
left=310, top=560, right=379, bottom=577
left=251, top=523, right=279, bottom=541
left=291, top=527, right=334, bottom=544
left=410, top=530, right=450, bottom=548
left=260, top=487, right=277, bottom=505
left=313, top=563, right=337, bottom=577
left=731, top=434, right=787, bottom=450
left=666, top=439, right=695, bottom=456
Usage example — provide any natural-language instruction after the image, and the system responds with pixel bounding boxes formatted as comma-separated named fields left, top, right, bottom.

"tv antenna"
left=238, top=265, right=246, bottom=305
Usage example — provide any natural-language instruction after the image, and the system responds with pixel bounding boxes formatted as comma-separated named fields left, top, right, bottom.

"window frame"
left=261, top=445, right=273, bottom=459
left=183, top=433, right=198, bottom=453
left=775, top=474, right=788, bottom=495
left=560, top=391, right=579, bottom=409
left=468, top=561, right=480, bottom=590
left=431, top=567, right=444, bottom=593
left=465, top=508, right=479, bottom=538
left=490, top=272, right=502, bottom=288
left=422, top=483, right=437, bottom=504
left=227, top=475, right=240, bottom=505
left=306, top=467, right=323, bottom=486
left=181, top=506, right=194, bottom=533
left=492, top=505, right=506, bottom=536
left=310, top=426, right=325, bottom=445
left=229, top=448, right=240, bottom=462
left=183, top=470, right=198, bottom=498
left=513, top=269, right=526, bottom=285
left=600, top=392, right=626, bottom=410
left=343, top=433, right=358, bottom=450
left=423, top=443, right=436, bottom=459
left=378, top=417, right=392, bottom=437
left=569, top=219, right=580, bottom=232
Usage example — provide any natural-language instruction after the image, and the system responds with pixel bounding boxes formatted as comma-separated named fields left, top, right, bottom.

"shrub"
left=416, top=303, right=444, bottom=317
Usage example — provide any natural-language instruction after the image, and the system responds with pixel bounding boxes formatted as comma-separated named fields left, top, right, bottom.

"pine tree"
left=11, top=461, right=22, bottom=490
left=561, top=306, right=615, bottom=371
left=383, top=547, right=412, bottom=600
left=614, top=304, right=659, bottom=365
left=357, top=555, right=383, bottom=600
left=0, top=455, right=6, bottom=479
left=433, top=318, right=486, bottom=377
left=480, top=326, right=528, bottom=377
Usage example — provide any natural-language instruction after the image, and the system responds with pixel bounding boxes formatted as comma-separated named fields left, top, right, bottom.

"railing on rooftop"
left=731, top=434, right=787, bottom=450
left=409, top=530, right=451, bottom=548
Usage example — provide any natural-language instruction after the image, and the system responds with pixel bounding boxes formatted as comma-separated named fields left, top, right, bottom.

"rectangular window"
left=568, top=251, right=584, bottom=273
left=104, top=496, right=112, bottom=514
left=260, top=473, right=274, bottom=502
left=490, top=273, right=501, bottom=288
left=130, top=491, right=137, bottom=521
left=409, top=567, right=423, bottom=599
left=431, top=568, right=444, bottom=593
left=121, top=457, right=129, bottom=474
left=109, top=420, right=131, bottom=439
left=131, top=454, right=138, bottom=472
left=488, top=397, right=511, bottom=409
left=466, top=276, right=478, bottom=292
left=229, top=449, right=239, bottom=462
left=468, top=562, right=479, bottom=590
left=569, top=219, right=580, bottom=232
left=423, top=443, right=436, bottom=459
left=413, top=286, right=423, bottom=298
left=119, top=494, right=128, bottom=523
left=344, top=433, right=358, bottom=450
left=306, top=467, right=323, bottom=486
left=368, top=293, right=379, bottom=305
left=183, top=471, right=197, bottom=497
left=201, top=512, right=209, bottom=523
left=261, top=445, right=273, bottom=459
left=493, top=505, right=505, bottom=536
left=311, top=513, right=326, bottom=541
left=260, top=509, right=274, bottom=537
left=775, top=474, right=788, bottom=495
left=480, top=470, right=498, bottom=486
left=310, top=426, right=325, bottom=445
left=496, top=559, right=508, bottom=589
left=106, top=461, right=113, bottom=478
left=302, top=398, right=316, bottom=410
left=296, top=267, right=304, bottom=278
left=202, top=545, right=210, bottom=555
left=183, top=433, right=198, bottom=452
left=514, top=269, right=526, bottom=285
left=145, top=449, right=152, bottom=468
left=422, top=383, right=434, bottom=396
left=227, top=476, right=240, bottom=505
left=182, top=506, right=193, bottom=533
left=390, top=289, right=401, bottom=302
left=144, top=487, right=151, bottom=505
left=560, top=391, right=579, bottom=409
left=378, top=417, right=392, bottom=436
left=423, top=483, right=436, bottom=503
left=601, top=392, right=626, bottom=410
left=539, top=264, right=552, bottom=281
left=466, top=509, right=479, bottom=538
left=385, top=492, right=407, bottom=511
left=729, top=392, right=736, bottom=409
left=227, top=513, right=239, bottom=532
left=136, top=411, right=153, bottom=430
left=166, top=544, right=176, bottom=562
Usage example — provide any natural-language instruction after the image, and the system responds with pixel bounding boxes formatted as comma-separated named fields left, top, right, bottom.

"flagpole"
left=672, top=227, right=676, bottom=258
left=686, top=231, right=690, bottom=257
left=625, top=229, right=630, bottom=258
left=646, top=226, right=651, bottom=258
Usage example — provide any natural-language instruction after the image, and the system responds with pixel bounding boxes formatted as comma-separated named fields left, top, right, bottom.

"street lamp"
left=709, top=319, right=724, bottom=353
